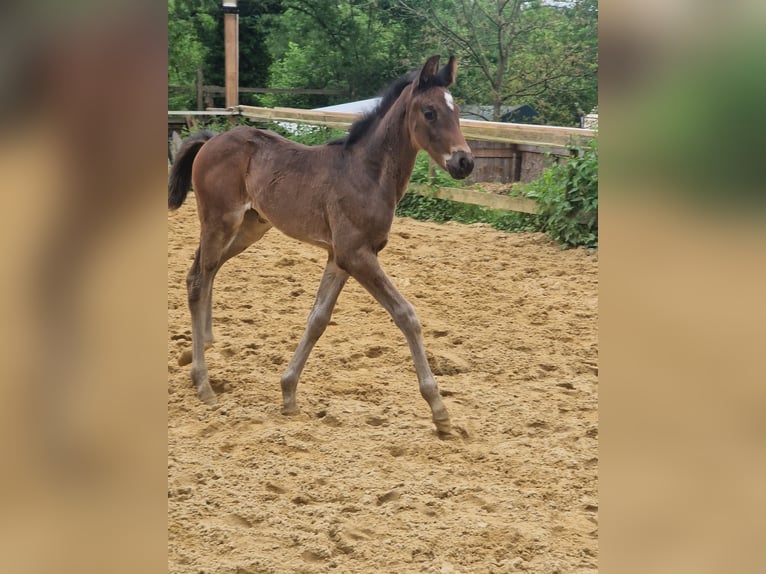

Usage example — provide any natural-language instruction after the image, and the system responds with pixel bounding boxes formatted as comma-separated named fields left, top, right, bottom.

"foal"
left=168, top=55, right=474, bottom=435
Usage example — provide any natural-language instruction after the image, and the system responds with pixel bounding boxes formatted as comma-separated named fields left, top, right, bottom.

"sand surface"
left=168, top=199, right=598, bottom=573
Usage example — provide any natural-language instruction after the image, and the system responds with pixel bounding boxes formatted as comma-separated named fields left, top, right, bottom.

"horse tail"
left=168, top=130, right=216, bottom=210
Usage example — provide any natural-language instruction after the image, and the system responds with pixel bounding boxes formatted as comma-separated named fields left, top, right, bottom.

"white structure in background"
left=581, top=107, right=598, bottom=130
left=276, top=98, right=382, bottom=135
left=314, top=98, right=381, bottom=114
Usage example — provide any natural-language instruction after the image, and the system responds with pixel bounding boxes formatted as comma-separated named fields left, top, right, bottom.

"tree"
left=168, top=0, right=211, bottom=109
left=398, top=0, right=598, bottom=125
left=262, top=0, right=426, bottom=107
left=168, top=0, right=283, bottom=108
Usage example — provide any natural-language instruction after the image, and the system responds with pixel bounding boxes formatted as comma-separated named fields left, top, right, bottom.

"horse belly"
left=251, top=185, right=332, bottom=251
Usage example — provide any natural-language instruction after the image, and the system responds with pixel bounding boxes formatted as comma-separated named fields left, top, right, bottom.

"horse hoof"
left=281, top=404, right=300, bottom=416
left=198, top=387, right=217, bottom=406
left=433, top=417, right=453, bottom=437
left=437, top=422, right=469, bottom=441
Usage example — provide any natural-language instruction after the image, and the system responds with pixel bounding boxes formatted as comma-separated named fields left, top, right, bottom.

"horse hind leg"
left=184, top=218, right=243, bottom=404
left=185, top=236, right=225, bottom=404
left=202, top=211, right=272, bottom=346
left=177, top=246, right=216, bottom=369
left=179, top=212, right=271, bottom=363
left=180, top=210, right=272, bottom=405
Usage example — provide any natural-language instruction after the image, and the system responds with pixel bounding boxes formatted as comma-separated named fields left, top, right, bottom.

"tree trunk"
left=492, top=93, right=502, bottom=122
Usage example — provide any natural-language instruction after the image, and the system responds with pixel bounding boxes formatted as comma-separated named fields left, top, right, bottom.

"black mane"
left=328, top=71, right=417, bottom=148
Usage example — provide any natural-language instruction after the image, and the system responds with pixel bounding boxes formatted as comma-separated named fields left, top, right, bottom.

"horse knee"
left=187, top=257, right=219, bottom=304
left=392, top=302, right=421, bottom=335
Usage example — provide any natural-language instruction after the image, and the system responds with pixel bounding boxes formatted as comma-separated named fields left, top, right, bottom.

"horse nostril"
left=459, top=155, right=474, bottom=173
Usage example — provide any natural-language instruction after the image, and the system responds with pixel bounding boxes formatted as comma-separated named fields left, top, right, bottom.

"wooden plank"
left=238, top=105, right=355, bottom=130
left=470, top=147, right=517, bottom=158
left=516, top=144, right=572, bottom=156
left=167, top=110, right=239, bottom=116
left=239, top=106, right=594, bottom=148
left=174, top=104, right=594, bottom=150
left=409, top=184, right=538, bottom=214
left=204, top=86, right=348, bottom=95
left=520, top=151, right=552, bottom=183
left=460, top=118, right=594, bottom=148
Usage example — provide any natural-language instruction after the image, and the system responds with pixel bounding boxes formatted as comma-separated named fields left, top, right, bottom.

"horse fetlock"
left=430, top=397, right=451, bottom=433
left=191, top=366, right=216, bottom=405
left=179, top=341, right=213, bottom=367
left=433, top=414, right=453, bottom=437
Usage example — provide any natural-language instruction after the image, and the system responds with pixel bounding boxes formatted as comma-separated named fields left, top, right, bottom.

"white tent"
left=313, top=97, right=381, bottom=114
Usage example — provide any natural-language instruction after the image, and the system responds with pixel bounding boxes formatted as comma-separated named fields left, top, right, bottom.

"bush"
left=521, top=139, right=598, bottom=248
left=396, top=151, right=541, bottom=232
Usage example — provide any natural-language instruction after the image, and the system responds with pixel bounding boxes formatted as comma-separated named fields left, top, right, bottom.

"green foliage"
left=263, top=2, right=418, bottom=107
left=395, top=192, right=539, bottom=233
left=521, top=139, right=598, bottom=248
left=396, top=193, right=457, bottom=223
left=260, top=41, right=339, bottom=108
left=168, top=0, right=211, bottom=109
left=168, top=0, right=597, bottom=127
left=397, top=152, right=539, bottom=232
left=180, top=117, right=346, bottom=147
left=409, top=152, right=463, bottom=188
left=179, top=115, right=248, bottom=138
left=397, top=141, right=599, bottom=248
left=402, top=0, right=598, bottom=126
left=270, top=125, right=347, bottom=146
left=168, top=0, right=283, bottom=109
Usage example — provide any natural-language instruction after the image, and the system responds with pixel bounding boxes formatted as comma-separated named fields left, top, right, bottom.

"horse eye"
left=424, top=108, right=436, bottom=121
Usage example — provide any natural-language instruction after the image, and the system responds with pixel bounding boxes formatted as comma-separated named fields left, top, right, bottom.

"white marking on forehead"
left=444, top=91, right=455, bottom=111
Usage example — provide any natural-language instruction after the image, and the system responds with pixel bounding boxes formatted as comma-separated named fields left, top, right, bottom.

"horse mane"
left=328, top=71, right=417, bottom=148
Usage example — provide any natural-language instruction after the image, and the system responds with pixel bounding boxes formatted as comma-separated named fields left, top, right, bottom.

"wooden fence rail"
left=237, top=105, right=595, bottom=149
left=409, top=184, right=539, bottom=214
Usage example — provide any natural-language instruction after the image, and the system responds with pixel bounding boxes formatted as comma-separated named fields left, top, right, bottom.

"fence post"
left=223, top=1, right=239, bottom=109
left=196, top=67, right=204, bottom=111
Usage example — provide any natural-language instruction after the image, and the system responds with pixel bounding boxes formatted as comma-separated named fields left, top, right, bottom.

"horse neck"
left=358, top=91, right=419, bottom=202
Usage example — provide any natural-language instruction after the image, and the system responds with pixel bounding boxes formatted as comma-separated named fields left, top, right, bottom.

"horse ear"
left=417, top=55, right=441, bottom=90
left=436, top=56, right=457, bottom=88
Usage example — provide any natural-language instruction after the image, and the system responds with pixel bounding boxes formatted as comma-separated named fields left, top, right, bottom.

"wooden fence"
left=168, top=105, right=596, bottom=214
left=465, top=141, right=571, bottom=184
left=236, top=105, right=594, bottom=148
left=169, top=77, right=348, bottom=110
left=408, top=184, right=539, bottom=214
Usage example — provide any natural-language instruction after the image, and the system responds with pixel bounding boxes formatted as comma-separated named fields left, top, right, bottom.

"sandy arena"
left=168, top=199, right=598, bottom=573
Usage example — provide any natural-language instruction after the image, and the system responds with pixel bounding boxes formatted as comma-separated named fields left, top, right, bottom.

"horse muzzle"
left=446, top=150, right=474, bottom=180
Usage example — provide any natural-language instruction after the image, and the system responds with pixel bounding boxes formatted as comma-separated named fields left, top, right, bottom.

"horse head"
left=406, top=55, right=474, bottom=180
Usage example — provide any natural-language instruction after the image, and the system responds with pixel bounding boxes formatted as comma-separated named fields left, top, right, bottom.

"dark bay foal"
left=168, top=55, right=474, bottom=435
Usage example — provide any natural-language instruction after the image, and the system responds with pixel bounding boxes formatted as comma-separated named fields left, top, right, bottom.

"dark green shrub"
left=522, top=139, right=598, bottom=248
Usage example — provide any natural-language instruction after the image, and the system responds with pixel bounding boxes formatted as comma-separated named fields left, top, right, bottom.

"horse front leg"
left=339, top=250, right=452, bottom=436
left=280, top=258, right=348, bottom=415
